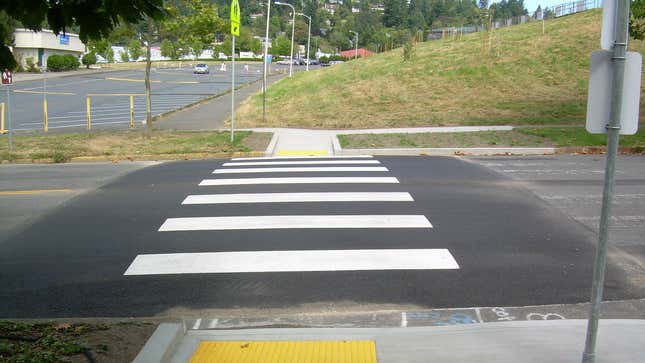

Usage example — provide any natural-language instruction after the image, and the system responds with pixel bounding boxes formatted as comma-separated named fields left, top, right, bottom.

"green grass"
left=238, top=9, right=645, bottom=129
left=0, top=130, right=271, bottom=162
left=338, top=127, right=645, bottom=149
left=517, top=127, right=645, bottom=147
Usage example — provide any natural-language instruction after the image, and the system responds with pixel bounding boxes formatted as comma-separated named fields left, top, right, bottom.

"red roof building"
left=339, top=48, right=375, bottom=59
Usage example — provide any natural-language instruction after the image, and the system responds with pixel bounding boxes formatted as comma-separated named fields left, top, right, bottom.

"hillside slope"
left=237, top=9, right=645, bottom=129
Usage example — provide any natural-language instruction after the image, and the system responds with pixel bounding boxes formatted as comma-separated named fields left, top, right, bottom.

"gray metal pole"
left=289, top=7, right=295, bottom=77
left=231, top=35, right=235, bottom=143
left=262, top=0, right=271, bottom=123
left=306, top=16, right=311, bottom=71
left=581, top=0, right=629, bottom=361
left=6, top=85, right=12, bottom=151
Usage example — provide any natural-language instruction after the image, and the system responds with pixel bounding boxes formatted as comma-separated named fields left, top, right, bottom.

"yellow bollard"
left=43, top=98, right=48, bottom=132
left=86, top=96, right=91, bottom=130
left=129, top=95, right=134, bottom=128
left=0, top=103, right=6, bottom=134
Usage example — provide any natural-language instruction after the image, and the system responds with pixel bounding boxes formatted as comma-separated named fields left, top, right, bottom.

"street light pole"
left=297, top=13, right=311, bottom=71
left=275, top=1, right=296, bottom=77
left=263, top=0, right=272, bottom=123
left=350, top=30, right=358, bottom=59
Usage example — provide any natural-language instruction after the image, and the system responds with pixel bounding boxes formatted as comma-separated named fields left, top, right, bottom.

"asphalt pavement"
left=2, top=64, right=268, bottom=132
left=0, top=155, right=640, bottom=319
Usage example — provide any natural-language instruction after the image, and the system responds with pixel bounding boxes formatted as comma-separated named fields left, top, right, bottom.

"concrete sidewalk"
left=155, top=75, right=285, bottom=131
left=135, top=319, right=645, bottom=362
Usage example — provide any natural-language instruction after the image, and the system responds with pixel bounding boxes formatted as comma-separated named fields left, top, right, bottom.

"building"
left=13, top=28, right=85, bottom=69
left=339, top=48, right=375, bottom=58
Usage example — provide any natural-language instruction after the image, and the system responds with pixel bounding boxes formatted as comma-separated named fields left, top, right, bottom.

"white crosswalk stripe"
left=159, top=215, right=432, bottom=231
left=182, top=192, right=414, bottom=204
left=223, top=160, right=381, bottom=166
left=212, top=166, right=388, bottom=174
left=124, top=249, right=460, bottom=275
left=199, top=177, right=400, bottom=186
left=124, top=156, right=460, bottom=276
left=230, top=155, right=373, bottom=161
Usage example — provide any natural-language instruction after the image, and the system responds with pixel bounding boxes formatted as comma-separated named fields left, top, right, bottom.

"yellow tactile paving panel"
left=189, top=340, right=377, bottom=363
left=276, top=150, right=329, bottom=156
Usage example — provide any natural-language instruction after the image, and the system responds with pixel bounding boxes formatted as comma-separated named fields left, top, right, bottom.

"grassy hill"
left=237, top=9, right=645, bottom=129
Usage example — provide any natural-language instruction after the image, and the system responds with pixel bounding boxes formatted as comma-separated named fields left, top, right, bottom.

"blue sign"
left=59, top=34, right=69, bottom=45
left=266, top=55, right=273, bottom=63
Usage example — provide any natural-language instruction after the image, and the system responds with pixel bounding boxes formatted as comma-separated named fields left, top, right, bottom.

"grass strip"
left=338, top=127, right=645, bottom=149
left=0, top=130, right=272, bottom=163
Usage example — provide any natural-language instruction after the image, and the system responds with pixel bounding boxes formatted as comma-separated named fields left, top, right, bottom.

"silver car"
left=193, top=63, right=209, bottom=74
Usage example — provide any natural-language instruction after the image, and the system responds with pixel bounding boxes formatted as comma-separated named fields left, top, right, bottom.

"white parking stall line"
left=199, top=177, right=400, bottom=186
left=231, top=155, right=373, bottom=161
left=159, top=215, right=432, bottom=231
left=124, top=249, right=459, bottom=275
left=212, top=167, right=389, bottom=174
left=223, top=160, right=381, bottom=166
left=182, top=192, right=414, bottom=204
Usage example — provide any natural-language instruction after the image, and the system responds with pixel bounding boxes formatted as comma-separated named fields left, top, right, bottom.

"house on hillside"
left=339, top=48, right=374, bottom=58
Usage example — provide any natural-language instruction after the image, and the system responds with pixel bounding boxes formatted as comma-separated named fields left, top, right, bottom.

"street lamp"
left=296, top=12, right=311, bottom=71
left=349, top=30, right=358, bottom=60
left=275, top=1, right=295, bottom=77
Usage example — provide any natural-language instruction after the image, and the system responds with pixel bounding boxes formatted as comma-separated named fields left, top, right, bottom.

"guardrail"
left=85, top=93, right=145, bottom=130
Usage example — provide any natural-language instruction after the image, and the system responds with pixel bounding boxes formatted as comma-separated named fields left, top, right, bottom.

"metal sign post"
left=230, top=0, right=240, bottom=143
left=2, top=69, right=13, bottom=151
left=582, top=0, right=637, bottom=361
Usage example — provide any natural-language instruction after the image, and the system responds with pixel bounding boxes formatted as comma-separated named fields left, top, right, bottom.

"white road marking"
left=199, top=177, right=400, bottom=186
left=159, top=215, right=432, bottom=231
left=401, top=312, right=408, bottom=327
left=192, top=319, right=202, bottom=330
left=124, top=249, right=460, bottom=275
left=212, top=167, right=388, bottom=174
left=182, top=192, right=414, bottom=204
left=231, top=155, right=373, bottom=161
left=223, top=160, right=381, bottom=166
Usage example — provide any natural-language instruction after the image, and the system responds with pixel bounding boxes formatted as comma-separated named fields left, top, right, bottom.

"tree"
left=190, top=39, right=205, bottom=59
left=87, top=38, right=112, bottom=62
left=128, top=39, right=143, bottom=61
left=120, top=50, right=130, bottom=62
left=631, top=0, right=645, bottom=40
left=160, top=39, right=177, bottom=59
left=383, top=0, right=405, bottom=28
left=270, top=36, right=292, bottom=56
left=82, top=52, right=97, bottom=69
left=0, top=0, right=165, bottom=69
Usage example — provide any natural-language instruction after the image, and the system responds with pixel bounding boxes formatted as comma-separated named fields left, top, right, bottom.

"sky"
left=492, top=0, right=593, bottom=14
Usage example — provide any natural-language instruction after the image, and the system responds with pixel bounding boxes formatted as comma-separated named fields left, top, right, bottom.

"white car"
left=193, top=64, right=209, bottom=74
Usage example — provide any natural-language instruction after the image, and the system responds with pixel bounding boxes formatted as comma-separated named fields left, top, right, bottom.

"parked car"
left=306, top=58, right=320, bottom=65
left=193, top=64, right=209, bottom=74
left=276, top=58, right=298, bottom=65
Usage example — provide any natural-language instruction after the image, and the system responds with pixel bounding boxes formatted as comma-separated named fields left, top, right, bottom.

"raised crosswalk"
left=124, top=155, right=460, bottom=276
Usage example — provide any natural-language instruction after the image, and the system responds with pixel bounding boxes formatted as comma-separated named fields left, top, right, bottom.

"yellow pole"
left=43, top=98, right=48, bottom=132
left=0, top=103, right=5, bottom=134
left=86, top=96, right=91, bottom=130
left=129, top=95, right=134, bottom=128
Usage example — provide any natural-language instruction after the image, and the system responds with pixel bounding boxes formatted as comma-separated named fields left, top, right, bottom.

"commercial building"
left=12, top=28, right=85, bottom=69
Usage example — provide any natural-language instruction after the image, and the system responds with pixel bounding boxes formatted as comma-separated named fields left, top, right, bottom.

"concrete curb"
left=133, top=322, right=185, bottom=363
left=265, top=133, right=279, bottom=156
left=337, top=146, right=558, bottom=156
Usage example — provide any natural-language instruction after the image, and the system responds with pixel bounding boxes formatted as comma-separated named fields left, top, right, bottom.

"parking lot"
left=1, top=62, right=291, bottom=132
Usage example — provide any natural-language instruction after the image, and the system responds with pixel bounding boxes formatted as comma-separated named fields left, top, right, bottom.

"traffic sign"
left=586, top=50, right=641, bottom=135
left=1, top=70, right=12, bottom=85
left=230, top=0, right=240, bottom=36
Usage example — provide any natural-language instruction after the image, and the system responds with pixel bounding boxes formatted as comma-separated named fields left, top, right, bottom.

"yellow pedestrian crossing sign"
left=230, top=0, right=240, bottom=36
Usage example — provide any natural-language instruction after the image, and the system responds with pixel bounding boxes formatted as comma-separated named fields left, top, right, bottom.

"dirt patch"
left=239, top=132, right=273, bottom=152
left=0, top=320, right=157, bottom=362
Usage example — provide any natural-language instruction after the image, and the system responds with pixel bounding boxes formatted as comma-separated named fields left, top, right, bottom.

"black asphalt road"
left=0, top=156, right=638, bottom=318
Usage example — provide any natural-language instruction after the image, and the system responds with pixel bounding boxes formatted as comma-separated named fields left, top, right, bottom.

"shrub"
left=82, top=52, right=97, bottom=68
left=25, top=57, right=40, bottom=72
left=47, top=54, right=79, bottom=71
